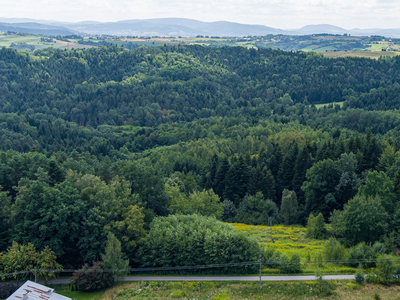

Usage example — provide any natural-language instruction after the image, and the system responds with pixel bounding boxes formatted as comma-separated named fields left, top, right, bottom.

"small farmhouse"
left=7, top=281, right=71, bottom=300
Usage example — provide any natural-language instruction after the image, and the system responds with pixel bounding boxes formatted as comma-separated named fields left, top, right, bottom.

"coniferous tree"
left=280, top=189, right=298, bottom=225
left=214, top=157, right=230, bottom=198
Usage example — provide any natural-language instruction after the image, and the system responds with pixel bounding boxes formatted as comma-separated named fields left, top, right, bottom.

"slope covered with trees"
left=0, top=45, right=400, bottom=271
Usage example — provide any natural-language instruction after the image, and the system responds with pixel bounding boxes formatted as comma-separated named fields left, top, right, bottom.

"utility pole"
left=259, top=257, right=262, bottom=290
left=35, top=270, right=37, bottom=283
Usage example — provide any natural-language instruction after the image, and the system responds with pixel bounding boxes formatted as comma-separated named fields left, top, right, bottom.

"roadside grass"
left=95, top=281, right=400, bottom=300
left=57, top=289, right=105, bottom=300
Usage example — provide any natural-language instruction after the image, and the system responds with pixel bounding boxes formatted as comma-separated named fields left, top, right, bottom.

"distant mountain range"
left=0, top=18, right=399, bottom=37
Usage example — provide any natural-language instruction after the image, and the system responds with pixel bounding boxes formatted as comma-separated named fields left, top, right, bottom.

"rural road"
left=49, top=275, right=355, bottom=284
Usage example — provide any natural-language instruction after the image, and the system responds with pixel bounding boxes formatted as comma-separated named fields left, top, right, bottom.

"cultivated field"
left=323, top=51, right=400, bottom=59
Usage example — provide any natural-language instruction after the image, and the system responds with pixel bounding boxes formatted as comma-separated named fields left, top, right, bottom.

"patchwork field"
left=322, top=51, right=400, bottom=59
left=0, top=34, right=93, bottom=50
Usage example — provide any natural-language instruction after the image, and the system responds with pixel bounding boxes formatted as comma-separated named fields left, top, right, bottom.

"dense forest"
left=0, top=45, right=400, bottom=272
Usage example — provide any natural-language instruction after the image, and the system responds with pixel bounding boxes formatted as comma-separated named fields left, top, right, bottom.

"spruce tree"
left=280, top=189, right=298, bottom=225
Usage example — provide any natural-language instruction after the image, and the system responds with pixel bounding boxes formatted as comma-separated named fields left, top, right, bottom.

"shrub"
left=355, top=273, right=365, bottom=285
left=346, top=242, right=383, bottom=268
left=375, top=254, right=395, bottom=284
left=235, top=192, right=278, bottom=225
left=314, top=271, right=335, bottom=297
left=171, top=290, right=185, bottom=298
left=137, top=214, right=261, bottom=273
left=71, top=262, right=114, bottom=291
left=306, top=213, right=327, bottom=239
left=213, top=293, right=230, bottom=300
left=323, top=238, right=345, bottom=262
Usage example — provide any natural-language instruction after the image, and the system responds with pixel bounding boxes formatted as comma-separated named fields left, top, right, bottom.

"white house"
left=7, top=281, right=71, bottom=300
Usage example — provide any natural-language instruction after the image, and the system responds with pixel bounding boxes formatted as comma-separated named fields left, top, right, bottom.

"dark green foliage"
left=221, top=200, right=236, bottom=221
left=235, top=192, right=279, bottom=225
left=280, top=189, right=298, bottom=225
left=355, top=264, right=365, bottom=285
left=137, top=214, right=261, bottom=272
left=345, top=242, right=385, bottom=268
left=71, top=262, right=114, bottom=291
left=1, top=45, right=400, bottom=269
left=332, top=195, right=388, bottom=246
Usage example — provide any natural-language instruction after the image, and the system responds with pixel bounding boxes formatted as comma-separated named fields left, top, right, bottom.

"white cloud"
left=1, top=0, right=399, bottom=28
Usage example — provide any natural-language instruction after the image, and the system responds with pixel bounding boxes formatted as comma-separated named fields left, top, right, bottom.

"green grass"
left=229, top=223, right=355, bottom=275
left=57, top=290, right=105, bottom=300
left=315, top=101, right=344, bottom=109
left=366, top=42, right=391, bottom=51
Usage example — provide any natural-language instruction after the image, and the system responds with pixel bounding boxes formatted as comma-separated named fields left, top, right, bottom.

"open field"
left=55, top=281, right=400, bottom=300
left=315, top=101, right=345, bottom=109
left=322, top=51, right=400, bottom=59
left=0, top=34, right=93, bottom=51
left=229, top=224, right=352, bottom=275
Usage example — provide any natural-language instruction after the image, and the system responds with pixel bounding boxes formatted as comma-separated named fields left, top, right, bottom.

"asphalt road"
left=49, top=274, right=354, bottom=284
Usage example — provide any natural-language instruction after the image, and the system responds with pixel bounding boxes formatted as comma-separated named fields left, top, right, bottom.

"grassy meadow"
left=314, top=101, right=345, bottom=109
left=73, top=281, right=400, bottom=300
left=230, top=223, right=353, bottom=275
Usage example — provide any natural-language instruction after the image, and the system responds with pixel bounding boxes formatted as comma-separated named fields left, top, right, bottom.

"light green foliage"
left=105, top=205, right=147, bottom=253
left=166, top=182, right=223, bottom=219
left=375, top=254, right=395, bottom=283
left=213, top=292, right=230, bottom=300
left=101, top=233, right=129, bottom=278
left=137, top=214, right=261, bottom=271
left=171, top=290, right=185, bottom=298
left=1, top=242, right=62, bottom=283
left=235, top=192, right=278, bottom=225
left=280, top=189, right=298, bottom=225
left=323, top=238, right=345, bottom=262
left=306, top=213, right=327, bottom=239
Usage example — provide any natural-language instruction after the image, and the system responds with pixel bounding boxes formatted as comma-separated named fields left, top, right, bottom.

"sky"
left=1, top=0, right=400, bottom=29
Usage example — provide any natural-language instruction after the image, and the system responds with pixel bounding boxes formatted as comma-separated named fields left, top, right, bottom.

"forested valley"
left=0, top=45, right=400, bottom=276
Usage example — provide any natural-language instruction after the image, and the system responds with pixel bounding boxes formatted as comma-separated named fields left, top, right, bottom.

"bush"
left=71, top=262, right=114, bottom=291
left=346, top=242, right=382, bottom=268
left=375, top=254, right=395, bottom=284
left=235, top=192, right=278, bottom=225
left=355, top=273, right=365, bottom=285
left=355, top=264, right=364, bottom=284
left=323, top=238, right=345, bottom=262
left=137, top=214, right=261, bottom=273
left=171, top=290, right=185, bottom=298
left=306, top=213, right=327, bottom=239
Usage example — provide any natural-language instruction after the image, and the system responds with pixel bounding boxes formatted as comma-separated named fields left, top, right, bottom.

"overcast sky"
left=1, top=0, right=400, bottom=29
